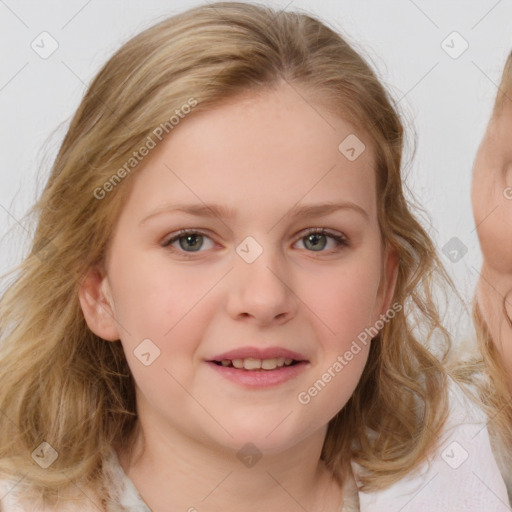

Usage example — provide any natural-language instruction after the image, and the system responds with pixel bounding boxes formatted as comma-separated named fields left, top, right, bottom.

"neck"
left=115, top=407, right=344, bottom=511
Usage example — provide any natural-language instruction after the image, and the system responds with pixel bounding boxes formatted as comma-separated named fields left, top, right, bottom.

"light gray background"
left=1, top=0, right=511, bottom=341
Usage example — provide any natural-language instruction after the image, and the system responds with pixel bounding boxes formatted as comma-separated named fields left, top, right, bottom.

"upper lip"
left=208, top=346, right=308, bottom=362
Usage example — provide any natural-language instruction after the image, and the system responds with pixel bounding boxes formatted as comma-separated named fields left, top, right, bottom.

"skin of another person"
left=78, top=83, right=397, bottom=511
left=472, top=96, right=512, bottom=385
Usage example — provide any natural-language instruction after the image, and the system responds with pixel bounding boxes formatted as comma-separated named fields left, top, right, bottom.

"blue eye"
left=295, top=229, right=348, bottom=252
left=162, top=230, right=214, bottom=253
left=162, top=228, right=348, bottom=258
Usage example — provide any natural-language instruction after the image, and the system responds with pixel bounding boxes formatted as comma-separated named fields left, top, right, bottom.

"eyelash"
left=161, top=228, right=349, bottom=258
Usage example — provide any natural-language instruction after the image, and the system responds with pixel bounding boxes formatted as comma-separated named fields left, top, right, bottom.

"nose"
left=225, top=247, right=298, bottom=327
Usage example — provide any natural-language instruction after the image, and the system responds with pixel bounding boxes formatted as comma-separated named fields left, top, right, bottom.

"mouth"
left=210, top=357, right=302, bottom=371
left=206, top=347, right=309, bottom=387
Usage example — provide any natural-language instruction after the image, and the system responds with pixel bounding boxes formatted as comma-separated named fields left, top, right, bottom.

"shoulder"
left=0, top=449, right=148, bottom=512
left=0, top=475, right=104, bottom=512
left=356, top=380, right=510, bottom=511
left=102, top=448, right=151, bottom=511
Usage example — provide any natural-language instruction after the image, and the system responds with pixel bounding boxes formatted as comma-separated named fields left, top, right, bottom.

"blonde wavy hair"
left=0, top=2, right=452, bottom=508
left=493, top=51, right=512, bottom=115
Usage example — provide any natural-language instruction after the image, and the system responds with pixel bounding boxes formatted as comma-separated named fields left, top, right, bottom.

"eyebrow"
left=139, top=201, right=369, bottom=226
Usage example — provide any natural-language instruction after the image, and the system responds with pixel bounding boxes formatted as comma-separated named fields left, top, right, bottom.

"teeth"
left=261, top=359, right=277, bottom=370
left=220, top=357, right=297, bottom=370
left=243, top=357, right=261, bottom=370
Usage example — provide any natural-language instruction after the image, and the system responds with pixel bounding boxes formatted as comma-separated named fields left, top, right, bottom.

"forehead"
left=123, top=83, right=379, bottom=223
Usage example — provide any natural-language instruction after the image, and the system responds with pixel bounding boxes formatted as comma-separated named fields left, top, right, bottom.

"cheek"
left=111, top=250, right=202, bottom=320
left=305, top=264, right=378, bottom=422
left=471, top=155, right=491, bottom=230
left=473, top=180, right=512, bottom=274
left=298, top=323, right=371, bottom=424
left=108, top=255, right=232, bottom=391
left=302, top=254, right=383, bottom=349
left=108, top=263, right=219, bottom=400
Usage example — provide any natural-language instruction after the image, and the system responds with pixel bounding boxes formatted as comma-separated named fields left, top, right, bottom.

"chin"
left=208, top=413, right=319, bottom=456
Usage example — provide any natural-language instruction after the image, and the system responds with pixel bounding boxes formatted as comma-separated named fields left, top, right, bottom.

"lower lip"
left=206, top=361, right=308, bottom=388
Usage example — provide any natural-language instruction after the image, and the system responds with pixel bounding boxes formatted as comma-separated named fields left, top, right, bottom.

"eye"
left=294, top=228, right=348, bottom=252
left=162, top=229, right=214, bottom=254
left=161, top=227, right=348, bottom=257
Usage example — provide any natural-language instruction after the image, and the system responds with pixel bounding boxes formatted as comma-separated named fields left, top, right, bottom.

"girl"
left=0, top=2, right=506, bottom=510
left=472, top=50, right=512, bottom=495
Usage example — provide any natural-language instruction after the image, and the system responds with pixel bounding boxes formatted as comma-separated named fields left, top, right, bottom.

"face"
left=80, top=82, right=397, bottom=455
left=472, top=97, right=512, bottom=378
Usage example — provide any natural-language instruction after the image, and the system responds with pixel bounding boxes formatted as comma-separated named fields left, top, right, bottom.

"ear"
left=375, top=243, right=399, bottom=317
left=78, top=266, right=120, bottom=341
